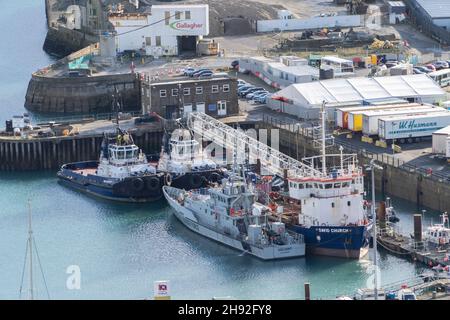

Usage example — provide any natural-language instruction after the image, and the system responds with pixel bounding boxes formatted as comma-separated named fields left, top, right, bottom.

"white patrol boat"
left=162, top=170, right=305, bottom=260
left=158, top=128, right=225, bottom=189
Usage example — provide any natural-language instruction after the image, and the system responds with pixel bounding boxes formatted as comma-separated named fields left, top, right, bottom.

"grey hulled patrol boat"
left=163, top=166, right=305, bottom=260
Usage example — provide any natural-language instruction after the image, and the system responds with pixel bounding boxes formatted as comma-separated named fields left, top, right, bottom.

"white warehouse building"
left=109, top=4, right=209, bottom=57
left=267, top=74, right=446, bottom=120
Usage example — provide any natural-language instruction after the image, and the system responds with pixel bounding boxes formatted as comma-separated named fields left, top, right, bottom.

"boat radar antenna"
left=19, top=199, right=50, bottom=300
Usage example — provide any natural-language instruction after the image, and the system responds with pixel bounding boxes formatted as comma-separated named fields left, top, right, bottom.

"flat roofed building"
left=415, top=0, right=450, bottom=29
left=141, top=76, right=238, bottom=119
left=109, top=4, right=209, bottom=56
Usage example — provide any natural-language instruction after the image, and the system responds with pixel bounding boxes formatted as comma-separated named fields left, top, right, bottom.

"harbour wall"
left=25, top=72, right=141, bottom=114
left=259, top=120, right=450, bottom=212
left=0, top=128, right=164, bottom=171
left=43, top=26, right=98, bottom=57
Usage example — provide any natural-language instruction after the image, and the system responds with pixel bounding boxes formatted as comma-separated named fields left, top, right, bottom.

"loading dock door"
left=196, top=103, right=205, bottom=114
left=178, top=36, right=197, bottom=52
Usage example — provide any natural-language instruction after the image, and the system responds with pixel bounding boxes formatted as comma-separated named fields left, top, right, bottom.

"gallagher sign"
left=170, top=20, right=204, bottom=31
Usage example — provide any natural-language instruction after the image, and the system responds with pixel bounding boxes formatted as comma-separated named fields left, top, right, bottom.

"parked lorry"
left=378, top=112, right=450, bottom=143
left=362, top=106, right=443, bottom=136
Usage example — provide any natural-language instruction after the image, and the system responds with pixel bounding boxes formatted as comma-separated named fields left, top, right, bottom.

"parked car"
left=231, top=60, right=239, bottom=69
left=252, top=93, right=270, bottom=104
left=198, top=71, right=214, bottom=79
left=433, top=61, right=449, bottom=70
left=413, top=67, right=425, bottom=74
left=415, top=66, right=432, bottom=73
left=425, top=64, right=436, bottom=72
left=191, top=68, right=211, bottom=77
left=239, top=87, right=264, bottom=97
left=238, top=85, right=254, bottom=94
left=246, top=90, right=268, bottom=100
left=384, top=61, right=398, bottom=68
left=237, top=79, right=247, bottom=86
left=193, top=69, right=213, bottom=78
left=183, top=67, right=196, bottom=76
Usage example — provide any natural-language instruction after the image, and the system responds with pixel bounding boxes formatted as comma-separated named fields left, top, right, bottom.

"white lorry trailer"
left=378, top=112, right=450, bottom=143
left=362, top=106, right=444, bottom=136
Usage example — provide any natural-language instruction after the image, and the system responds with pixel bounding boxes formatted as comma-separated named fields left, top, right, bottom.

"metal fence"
left=262, top=114, right=450, bottom=183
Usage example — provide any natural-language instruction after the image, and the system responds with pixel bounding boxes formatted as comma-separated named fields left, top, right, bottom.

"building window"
left=160, top=90, right=167, bottom=98
left=196, top=87, right=203, bottom=94
left=172, top=88, right=179, bottom=96
left=155, top=36, right=161, bottom=46
left=145, top=37, right=151, bottom=46
left=212, top=85, right=219, bottom=93
left=223, top=84, right=230, bottom=92
left=185, top=11, right=191, bottom=19
left=183, top=88, right=190, bottom=96
left=165, top=11, right=170, bottom=25
left=175, top=11, right=181, bottom=20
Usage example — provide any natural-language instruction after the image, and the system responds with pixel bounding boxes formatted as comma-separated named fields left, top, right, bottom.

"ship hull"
left=57, top=161, right=164, bottom=203
left=288, top=224, right=370, bottom=259
left=163, top=186, right=305, bottom=260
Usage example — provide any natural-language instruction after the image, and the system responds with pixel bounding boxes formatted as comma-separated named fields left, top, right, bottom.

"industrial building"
left=109, top=4, right=209, bottom=57
left=414, top=0, right=450, bottom=30
left=267, top=74, right=446, bottom=120
left=239, top=56, right=319, bottom=89
left=387, top=1, right=407, bottom=24
left=141, top=76, right=238, bottom=119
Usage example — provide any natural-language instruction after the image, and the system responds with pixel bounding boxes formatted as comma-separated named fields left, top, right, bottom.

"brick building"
left=141, top=76, right=238, bottom=119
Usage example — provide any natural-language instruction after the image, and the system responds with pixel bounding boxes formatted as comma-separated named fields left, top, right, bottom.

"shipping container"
left=335, top=103, right=419, bottom=129
left=432, top=125, right=450, bottom=154
left=336, top=102, right=423, bottom=132
left=378, top=112, right=450, bottom=142
left=362, top=106, right=443, bottom=136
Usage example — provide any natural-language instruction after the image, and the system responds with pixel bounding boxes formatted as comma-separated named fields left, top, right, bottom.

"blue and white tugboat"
left=158, top=128, right=225, bottom=189
left=57, top=129, right=164, bottom=202
left=162, top=163, right=305, bottom=260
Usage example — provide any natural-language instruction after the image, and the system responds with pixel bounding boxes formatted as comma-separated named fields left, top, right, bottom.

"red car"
left=425, top=64, right=436, bottom=72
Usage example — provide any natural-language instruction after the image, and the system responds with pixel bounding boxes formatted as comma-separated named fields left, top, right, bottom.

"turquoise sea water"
left=0, top=0, right=441, bottom=300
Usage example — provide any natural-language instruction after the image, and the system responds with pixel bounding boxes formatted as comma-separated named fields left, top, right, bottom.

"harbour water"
left=0, top=1, right=442, bottom=300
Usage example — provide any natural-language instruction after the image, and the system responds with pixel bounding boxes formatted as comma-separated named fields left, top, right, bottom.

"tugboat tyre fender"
left=146, top=176, right=161, bottom=192
left=132, top=178, right=145, bottom=192
left=165, top=174, right=172, bottom=186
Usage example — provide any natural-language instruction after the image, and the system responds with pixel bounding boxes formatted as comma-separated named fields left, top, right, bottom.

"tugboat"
left=158, top=128, right=225, bottom=190
left=162, top=163, right=305, bottom=260
left=57, top=129, right=164, bottom=202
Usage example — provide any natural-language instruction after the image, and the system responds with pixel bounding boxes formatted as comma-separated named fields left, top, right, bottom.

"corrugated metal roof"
left=277, top=75, right=445, bottom=106
left=416, top=0, right=450, bottom=19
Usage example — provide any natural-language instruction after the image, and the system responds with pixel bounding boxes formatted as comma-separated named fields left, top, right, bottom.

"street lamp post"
left=368, top=159, right=383, bottom=300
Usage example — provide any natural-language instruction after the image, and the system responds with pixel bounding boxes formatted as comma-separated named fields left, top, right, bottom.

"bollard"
left=414, top=214, right=422, bottom=249
left=304, top=282, right=311, bottom=300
